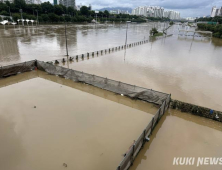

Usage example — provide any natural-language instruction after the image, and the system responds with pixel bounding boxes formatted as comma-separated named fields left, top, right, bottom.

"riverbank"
left=197, top=23, right=222, bottom=39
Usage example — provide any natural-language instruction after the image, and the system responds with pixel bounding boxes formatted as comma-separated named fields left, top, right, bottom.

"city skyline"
left=41, top=0, right=222, bottom=17
left=132, top=6, right=180, bottom=20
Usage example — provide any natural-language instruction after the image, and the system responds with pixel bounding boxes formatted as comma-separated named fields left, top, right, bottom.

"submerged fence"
left=0, top=60, right=171, bottom=170
left=37, top=61, right=169, bottom=105
left=49, top=39, right=149, bottom=64
left=116, top=94, right=171, bottom=170
left=36, top=61, right=171, bottom=170
left=0, top=60, right=36, bottom=78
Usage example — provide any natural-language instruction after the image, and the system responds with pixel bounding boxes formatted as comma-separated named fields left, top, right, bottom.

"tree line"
left=196, top=16, right=222, bottom=24
left=0, top=0, right=147, bottom=23
left=197, top=23, right=222, bottom=39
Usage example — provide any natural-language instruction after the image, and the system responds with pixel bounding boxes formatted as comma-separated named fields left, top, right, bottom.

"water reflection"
left=0, top=115, right=25, bottom=170
left=59, top=31, right=222, bottom=111
left=0, top=23, right=166, bottom=66
left=0, top=38, right=20, bottom=63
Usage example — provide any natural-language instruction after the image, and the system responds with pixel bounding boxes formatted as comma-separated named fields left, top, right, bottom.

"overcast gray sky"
left=49, top=0, right=222, bottom=17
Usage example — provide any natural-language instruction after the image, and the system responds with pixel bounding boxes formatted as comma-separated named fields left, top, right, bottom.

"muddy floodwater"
left=0, top=23, right=154, bottom=66
left=1, top=23, right=222, bottom=111
left=131, top=109, right=222, bottom=170
left=0, top=71, right=156, bottom=170
left=1, top=23, right=222, bottom=170
left=60, top=30, right=222, bottom=111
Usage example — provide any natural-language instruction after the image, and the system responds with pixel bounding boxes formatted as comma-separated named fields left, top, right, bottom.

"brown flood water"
left=0, top=71, right=156, bottom=170
left=1, top=23, right=222, bottom=170
left=60, top=30, right=222, bottom=111
left=0, top=23, right=155, bottom=66
left=131, top=109, right=222, bottom=170
left=1, top=23, right=222, bottom=111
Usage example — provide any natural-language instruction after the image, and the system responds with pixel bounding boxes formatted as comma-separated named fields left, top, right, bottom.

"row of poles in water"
left=53, top=39, right=149, bottom=64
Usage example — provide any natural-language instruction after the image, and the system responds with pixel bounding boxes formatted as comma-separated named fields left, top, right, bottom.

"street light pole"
left=8, top=6, right=11, bottom=18
left=125, top=21, right=131, bottom=48
left=20, top=9, right=24, bottom=26
left=65, top=24, right=69, bottom=57
left=36, top=10, right=39, bottom=26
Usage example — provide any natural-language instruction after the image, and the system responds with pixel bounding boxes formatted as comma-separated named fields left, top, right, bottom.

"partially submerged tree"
left=150, top=28, right=158, bottom=36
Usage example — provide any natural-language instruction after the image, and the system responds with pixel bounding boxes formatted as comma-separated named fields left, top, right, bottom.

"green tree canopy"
left=54, top=5, right=64, bottom=15
left=41, top=2, right=54, bottom=14
left=104, top=10, right=109, bottom=17
left=80, top=6, right=89, bottom=16
left=0, top=10, right=9, bottom=16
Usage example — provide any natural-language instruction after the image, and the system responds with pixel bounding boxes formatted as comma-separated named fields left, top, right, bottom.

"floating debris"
left=63, top=163, right=67, bottom=167
left=55, top=60, right=59, bottom=64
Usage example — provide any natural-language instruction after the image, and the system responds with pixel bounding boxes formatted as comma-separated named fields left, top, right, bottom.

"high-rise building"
left=54, top=0, right=57, bottom=5
left=218, top=7, right=222, bottom=16
left=25, top=0, right=41, bottom=4
left=164, top=10, right=180, bottom=19
left=211, top=6, right=222, bottom=17
left=0, top=0, right=13, bottom=3
left=132, top=6, right=180, bottom=19
left=211, top=6, right=217, bottom=17
left=59, top=0, right=76, bottom=9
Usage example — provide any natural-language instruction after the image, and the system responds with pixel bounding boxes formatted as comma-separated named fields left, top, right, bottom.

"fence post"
left=130, top=144, right=135, bottom=166
left=163, top=101, right=166, bottom=114
left=142, top=129, right=146, bottom=148
left=157, top=109, right=161, bottom=123
left=151, top=117, right=154, bottom=135
left=168, top=94, right=171, bottom=109
left=1, top=66, right=2, bottom=78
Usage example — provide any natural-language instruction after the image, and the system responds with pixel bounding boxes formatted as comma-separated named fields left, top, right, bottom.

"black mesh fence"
left=1, top=60, right=171, bottom=170
left=37, top=60, right=169, bottom=105
left=0, top=60, right=36, bottom=78
left=117, top=95, right=171, bottom=170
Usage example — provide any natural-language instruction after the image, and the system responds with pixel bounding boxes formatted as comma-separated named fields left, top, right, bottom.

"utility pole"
left=8, top=6, right=11, bottom=18
left=65, top=24, right=69, bottom=56
left=20, top=9, right=24, bottom=26
left=36, top=10, right=39, bottom=26
left=125, top=21, right=131, bottom=48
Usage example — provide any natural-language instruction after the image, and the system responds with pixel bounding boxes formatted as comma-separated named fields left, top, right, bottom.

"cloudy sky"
left=49, top=0, right=222, bottom=17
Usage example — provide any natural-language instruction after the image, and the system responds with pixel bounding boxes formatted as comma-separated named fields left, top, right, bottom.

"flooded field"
left=0, top=71, right=156, bottom=170
left=131, top=109, right=222, bottom=170
left=59, top=32, right=222, bottom=111
left=2, top=23, right=222, bottom=111
left=1, top=23, right=222, bottom=170
left=0, top=23, right=157, bottom=66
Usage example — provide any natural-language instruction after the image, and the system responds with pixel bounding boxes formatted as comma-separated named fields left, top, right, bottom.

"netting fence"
left=37, top=61, right=169, bottom=105
left=0, top=60, right=36, bottom=78
left=0, top=60, right=171, bottom=170
left=116, top=94, right=171, bottom=170
left=36, top=60, right=171, bottom=170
